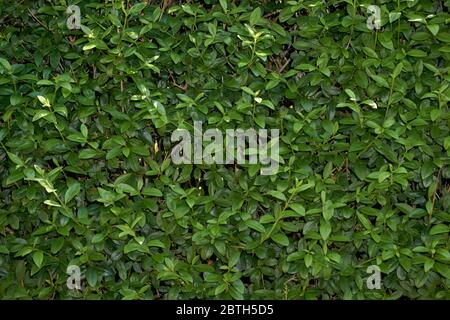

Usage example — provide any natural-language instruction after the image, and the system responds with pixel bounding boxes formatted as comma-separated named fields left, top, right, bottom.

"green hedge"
left=0, top=0, right=449, bottom=299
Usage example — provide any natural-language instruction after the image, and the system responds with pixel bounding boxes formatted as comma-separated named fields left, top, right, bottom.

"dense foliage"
left=0, top=0, right=449, bottom=300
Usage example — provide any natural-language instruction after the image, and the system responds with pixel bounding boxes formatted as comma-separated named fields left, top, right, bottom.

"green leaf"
left=260, top=215, right=274, bottom=224
left=249, top=7, right=262, bottom=25
left=65, top=182, right=80, bottom=204
left=444, top=137, right=450, bottom=150
left=389, top=12, right=401, bottom=23
left=322, top=200, right=334, bottom=221
left=147, top=239, right=165, bottom=248
left=320, top=219, right=331, bottom=240
left=430, top=224, right=449, bottom=235
left=305, top=254, right=313, bottom=268
left=392, top=62, right=403, bottom=79
left=129, top=3, right=146, bottom=15
left=10, top=94, right=23, bottom=106
left=37, top=95, right=50, bottom=107
left=379, top=32, right=394, bottom=50
left=427, top=24, right=439, bottom=36
left=32, top=110, right=52, bottom=122
left=266, top=190, right=286, bottom=201
left=407, top=49, right=427, bottom=57
left=7, top=152, right=23, bottom=166
left=124, top=241, right=149, bottom=254
left=79, top=148, right=98, bottom=159
left=0, top=58, right=12, bottom=72
left=362, top=47, right=378, bottom=59
left=430, top=109, right=441, bottom=121
left=36, top=79, right=53, bottom=86
left=215, top=283, right=227, bottom=296
left=219, top=0, right=227, bottom=13
left=368, top=74, right=390, bottom=88
left=287, top=252, right=304, bottom=262
left=289, top=203, right=305, bottom=216
left=91, top=234, right=105, bottom=244
left=108, top=14, right=122, bottom=27
left=44, top=199, right=61, bottom=207
left=434, top=263, right=450, bottom=279
left=83, top=43, right=97, bottom=51
left=270, top=233, right=289, bottom=246
left=32, top=251, right=44, bottom=268
left=85, top=268, right=98, bottom=287
left=245, top=220, right=266, bottom=233
left=345, top=89, right=357, bottom=101
left=357, top=212, right=372, bottom=230
left=80, top=124, right=88, bottom=138
left=142, top=187, right=163, bottom=197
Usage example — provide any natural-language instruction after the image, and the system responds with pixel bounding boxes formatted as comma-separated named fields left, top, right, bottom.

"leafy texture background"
left=0, top=0, right=449, bottom=299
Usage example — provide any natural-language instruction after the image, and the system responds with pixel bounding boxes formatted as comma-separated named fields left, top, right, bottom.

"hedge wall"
left=0, top=0, right=449, bottom=299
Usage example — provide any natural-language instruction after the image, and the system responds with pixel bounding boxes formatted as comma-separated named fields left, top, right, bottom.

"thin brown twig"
left=169, top=72, right=188, bottom=91
left=27, top=8, right=49, bottom=30
left=278, top=58, right=291, bottom=73
left=430, top=168, right=442, bottom=221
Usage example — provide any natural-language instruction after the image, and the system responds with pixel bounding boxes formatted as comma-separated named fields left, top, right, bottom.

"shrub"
left=0, top=0, right=449, bottom=299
